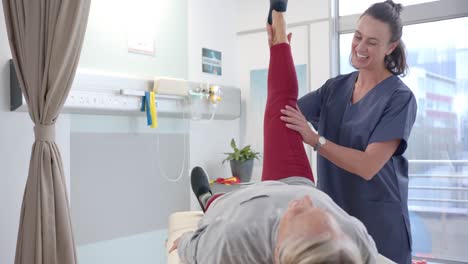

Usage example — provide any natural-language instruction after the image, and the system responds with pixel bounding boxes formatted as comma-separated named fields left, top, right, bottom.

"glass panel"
left=339, top=0, right=440, bottom=16
left=70, top=114, right=191, bottom=264
left=339, top=17, right=468, bottom=262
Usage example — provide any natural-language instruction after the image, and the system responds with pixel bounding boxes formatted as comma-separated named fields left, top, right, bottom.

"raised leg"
left=261, top=42, right=314, bottom=182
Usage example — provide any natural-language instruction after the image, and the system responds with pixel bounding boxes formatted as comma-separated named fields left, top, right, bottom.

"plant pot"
left=230, top=159, right=254, bottom=183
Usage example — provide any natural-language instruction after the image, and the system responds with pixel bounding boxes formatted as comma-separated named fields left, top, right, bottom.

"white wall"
left=187, top=0, right=241, bottom=210
left=0, top=4, right=71, bottom=264
left=187, top=0, right=239, bottom=87
left=237, top=0, right=329, bottom=32
left=79, top=0, right=188, bottom=79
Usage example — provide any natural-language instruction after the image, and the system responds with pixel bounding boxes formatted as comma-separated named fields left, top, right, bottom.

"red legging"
left=261, top=43, right=314, bottom=182
left=205, top=43, right=314, bottom=211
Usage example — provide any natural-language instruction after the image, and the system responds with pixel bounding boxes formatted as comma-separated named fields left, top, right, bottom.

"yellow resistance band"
left=150, top=91, right=158, bottom=128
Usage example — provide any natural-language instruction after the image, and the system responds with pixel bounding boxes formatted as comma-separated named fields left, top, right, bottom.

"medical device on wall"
left=9, top=60, right=241, bottom=120
left=150, top=77, right=223, bottom=121
left=153, top=77, right=189, bottom=97
left=188, top=83, right=222, bottom=120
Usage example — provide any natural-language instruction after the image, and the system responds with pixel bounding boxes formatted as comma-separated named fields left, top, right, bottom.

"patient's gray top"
left=178, top=177, right=378, bottom=264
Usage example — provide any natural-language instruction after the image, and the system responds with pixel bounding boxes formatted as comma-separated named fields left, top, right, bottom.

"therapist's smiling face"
left=275, top=196, right=342, bottom=251
left=351, top=15, right=397, bottom=72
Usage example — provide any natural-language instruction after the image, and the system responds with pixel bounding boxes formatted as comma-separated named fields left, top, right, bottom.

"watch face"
left=319, top=137, right=326, bottom=144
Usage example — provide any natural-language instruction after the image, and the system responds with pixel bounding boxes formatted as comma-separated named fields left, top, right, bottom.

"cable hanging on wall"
left=120, top=78, right=226, bottom=182
left=154, top=97, right=188, bottom=183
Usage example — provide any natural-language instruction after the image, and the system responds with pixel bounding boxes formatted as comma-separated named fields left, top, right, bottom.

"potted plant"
left=222, top=138, right=260, bottom=182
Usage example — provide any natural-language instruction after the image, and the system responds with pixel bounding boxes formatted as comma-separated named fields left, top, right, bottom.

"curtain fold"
left=2, top=0, right=91, bottom=263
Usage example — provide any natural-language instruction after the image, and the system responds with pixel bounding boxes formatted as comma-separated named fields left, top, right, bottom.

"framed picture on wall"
left=202, top=48, right=222, bottom=76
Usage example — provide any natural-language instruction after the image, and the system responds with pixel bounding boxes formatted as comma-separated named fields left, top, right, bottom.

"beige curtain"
left=2, top=0, right=90, bottom=263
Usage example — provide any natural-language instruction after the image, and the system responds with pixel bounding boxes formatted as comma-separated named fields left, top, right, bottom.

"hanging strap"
left=34, top=124, right=55, bottom=142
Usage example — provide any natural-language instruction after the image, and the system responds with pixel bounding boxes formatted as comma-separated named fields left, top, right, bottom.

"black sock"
left=268, top=0, right=288, bottom=25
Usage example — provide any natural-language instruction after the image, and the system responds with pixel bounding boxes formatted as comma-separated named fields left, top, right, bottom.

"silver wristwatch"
left=313, top=136, right=326, bottom=151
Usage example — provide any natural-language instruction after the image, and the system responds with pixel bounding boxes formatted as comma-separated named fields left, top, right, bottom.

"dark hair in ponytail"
left=362, top=0, right=408, bottom=76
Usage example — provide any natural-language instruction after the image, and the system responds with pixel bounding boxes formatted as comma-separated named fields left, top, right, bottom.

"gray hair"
left=278, top=233, right=362, bottom=264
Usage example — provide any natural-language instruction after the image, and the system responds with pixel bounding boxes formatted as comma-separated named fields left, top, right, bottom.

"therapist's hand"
left=280, top=105, right=318, bottom=146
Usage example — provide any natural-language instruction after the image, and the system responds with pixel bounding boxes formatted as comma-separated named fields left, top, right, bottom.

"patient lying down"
left=168, top=10, right=378, bottom=264
left=169, top=169, right=378, bottom=264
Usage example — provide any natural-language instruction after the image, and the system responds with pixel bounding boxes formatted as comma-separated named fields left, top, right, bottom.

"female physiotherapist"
left=280, top=1, right=417, bottom=263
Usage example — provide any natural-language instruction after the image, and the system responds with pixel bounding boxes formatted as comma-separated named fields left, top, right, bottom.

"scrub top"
left=298, top=71, right=417, bottom=264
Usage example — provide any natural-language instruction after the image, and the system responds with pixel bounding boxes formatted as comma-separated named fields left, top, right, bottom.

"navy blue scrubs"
left=298, top=71, right=417, bottom=264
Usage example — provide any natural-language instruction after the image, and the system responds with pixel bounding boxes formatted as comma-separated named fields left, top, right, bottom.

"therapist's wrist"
left=306, top=133, right=318, bottom=148
left=313, top=136, right=327, bottom=151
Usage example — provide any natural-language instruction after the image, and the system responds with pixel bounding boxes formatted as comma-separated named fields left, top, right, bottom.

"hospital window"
left=423, top=75, right=457, bottom=97
left=418, top=98, right=426, bottom=113
left=425, top=99, right=452, bottom=113
left=339, top=17, right=468, bottom=263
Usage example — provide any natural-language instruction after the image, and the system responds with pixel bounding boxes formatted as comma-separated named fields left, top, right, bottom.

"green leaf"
left=223, top=139, right=260, bottom=164
left=240, top=145, right=251, bottom=153
left=230, top=138, right=236, bottom=149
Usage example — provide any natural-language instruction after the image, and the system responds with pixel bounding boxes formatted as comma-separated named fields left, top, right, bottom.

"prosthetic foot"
left=267, top=0, right=288, bottom=25
left=190, top=166, right=212, bottom=212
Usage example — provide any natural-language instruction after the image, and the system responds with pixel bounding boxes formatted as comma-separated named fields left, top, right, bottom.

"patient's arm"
left=174, top=231, right=196, bottom=263
left=168, top=237, right=182, bottom=254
